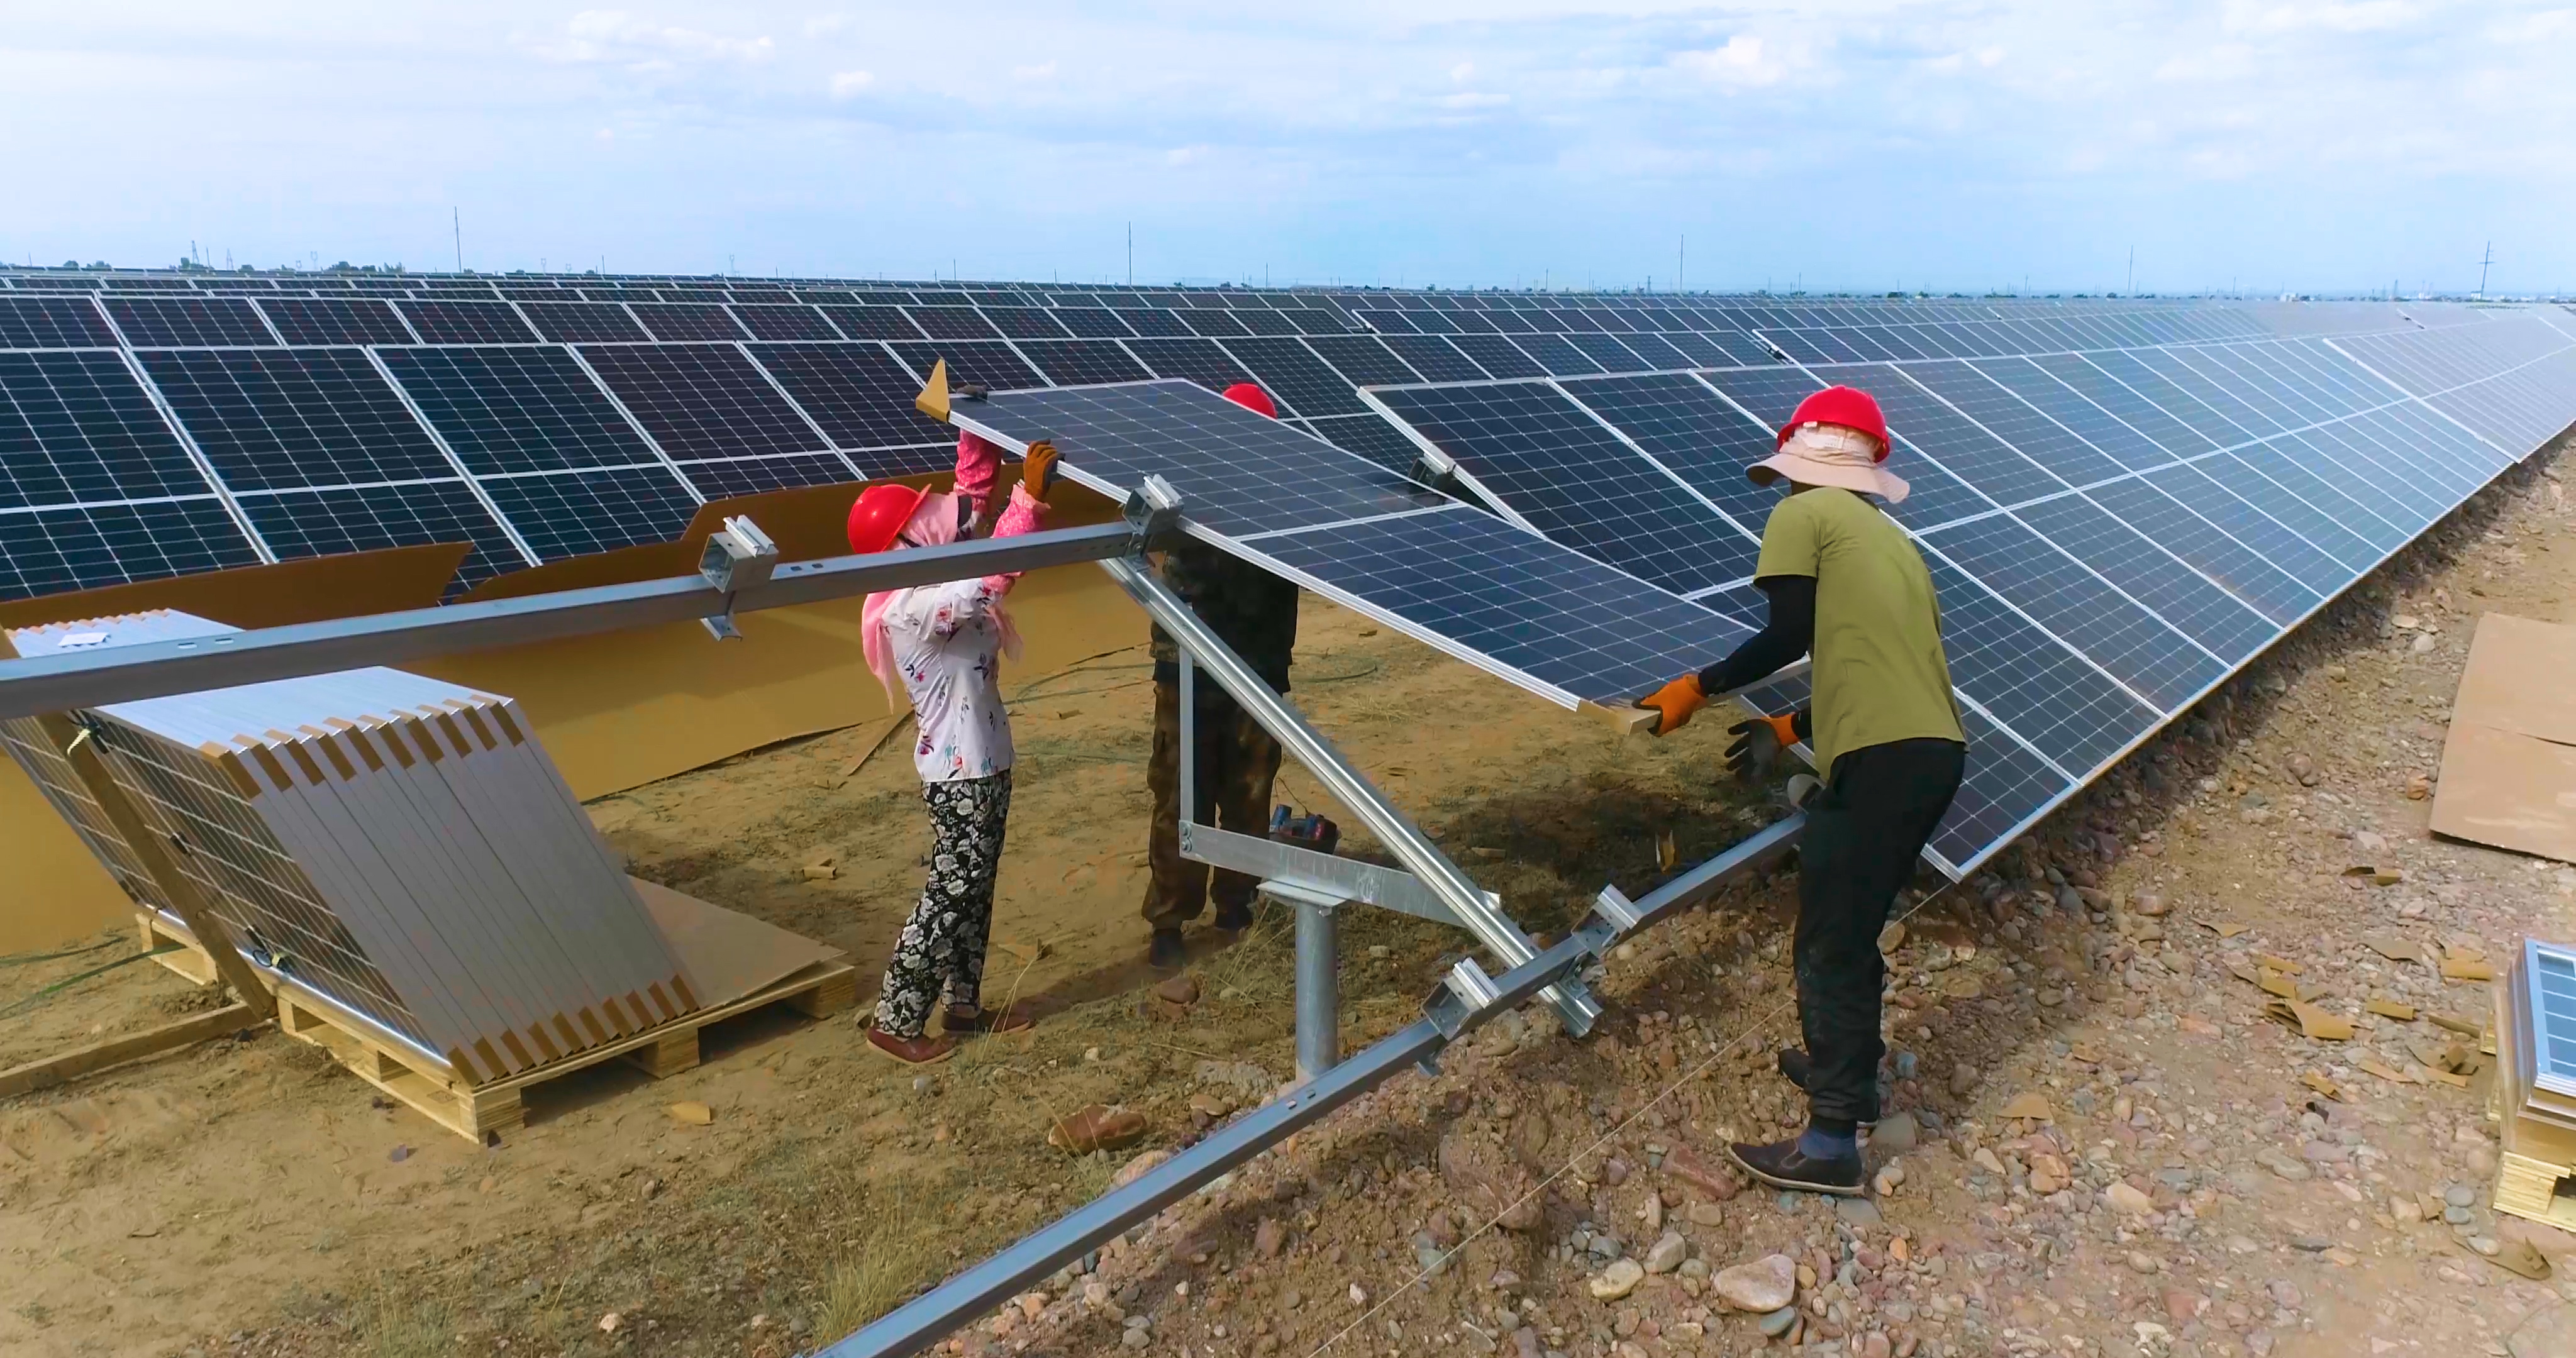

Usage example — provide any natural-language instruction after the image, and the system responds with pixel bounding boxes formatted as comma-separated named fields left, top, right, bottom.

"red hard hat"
left=1221, top=382, right=1278, bottom=419
left=1777, top=385, right=1890, bottom=457
left=847, top=483, right=930, bottom=555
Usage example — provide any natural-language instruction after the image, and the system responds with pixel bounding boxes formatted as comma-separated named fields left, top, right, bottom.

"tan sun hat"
left=1750, top=384, right=1909, bottom=503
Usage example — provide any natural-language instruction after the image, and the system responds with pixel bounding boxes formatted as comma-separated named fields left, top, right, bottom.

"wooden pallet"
left=2488, top=971, right=2576, bottom=1228
left=138, top=911, right=857, bottom=1142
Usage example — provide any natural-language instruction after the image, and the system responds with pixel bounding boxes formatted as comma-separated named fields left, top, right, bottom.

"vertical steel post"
left=1294, top=897, right=1339, bottom=1079
left=1102, top=555, right=1599, bottom=1035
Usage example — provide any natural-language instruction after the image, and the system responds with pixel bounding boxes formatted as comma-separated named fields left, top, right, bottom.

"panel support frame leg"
left=1292, top=891, right=1340, bottom=1080
left=1104, top=553, right=1599, bottom=1035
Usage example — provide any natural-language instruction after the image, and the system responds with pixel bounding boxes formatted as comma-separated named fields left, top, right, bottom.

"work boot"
left=864, top=1025, right=957, bottom=1066
left=1213, top=899, right=1255, bottom=934
left=1727, top=1134, right=1865, bottom=1197
left=1777, top=1047, right=1811, bottom=1091
left=1149, top=929, right=1187, bottom=970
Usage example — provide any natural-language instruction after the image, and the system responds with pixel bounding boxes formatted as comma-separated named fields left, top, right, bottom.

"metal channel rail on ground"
left=807, top=811, right=1804, bottom=1358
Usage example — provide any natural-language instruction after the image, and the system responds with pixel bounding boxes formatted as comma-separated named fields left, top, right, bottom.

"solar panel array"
left=1363, top=304, right=2576, bottom=871
left=6, top=267, right=2572, bottom=873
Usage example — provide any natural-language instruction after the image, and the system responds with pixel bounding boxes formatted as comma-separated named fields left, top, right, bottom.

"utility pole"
left=2478, top=240, right=2494, bottom=297
left=1678, top=235, right=1685, bottom=292
left=2126, top=245, right=2135, bottom=295
left=1126, top=223, right=1133, bottom=287
left=453, top=208, right=462, bottom=272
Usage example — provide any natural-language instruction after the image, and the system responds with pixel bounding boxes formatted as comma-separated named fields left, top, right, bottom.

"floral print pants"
left=874, top=770, right=1014, bottom=1038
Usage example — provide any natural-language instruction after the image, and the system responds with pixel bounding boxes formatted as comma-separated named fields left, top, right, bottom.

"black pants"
left=1143, top=682, right=1283, bottom=932
left=1795, top=737, right=1965, bottom=1124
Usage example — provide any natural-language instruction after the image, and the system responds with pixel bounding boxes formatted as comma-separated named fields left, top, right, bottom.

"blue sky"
left=7, top=3, right=2572, bottom=294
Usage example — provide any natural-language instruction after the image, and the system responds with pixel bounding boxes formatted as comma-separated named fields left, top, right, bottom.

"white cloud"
left=829, top=69, right=874, bottom=98
left=1010, top=60, right=1058, bottom=80
left=1673, top=34, right=1793, bottom=89
left=543, top=9, right=774, bottom=65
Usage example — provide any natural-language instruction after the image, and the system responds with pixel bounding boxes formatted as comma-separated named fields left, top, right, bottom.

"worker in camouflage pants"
left=1143, top=383, right=1300, bottom=970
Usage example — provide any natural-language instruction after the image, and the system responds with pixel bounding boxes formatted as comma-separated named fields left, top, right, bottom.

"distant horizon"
left=6, top=259, right=2562, bottom=305
left=10, top=4, right=2573, bottom=304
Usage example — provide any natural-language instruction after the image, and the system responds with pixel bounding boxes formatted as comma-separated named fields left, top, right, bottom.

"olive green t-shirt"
left=1753, top=487, right=1964, bottom=780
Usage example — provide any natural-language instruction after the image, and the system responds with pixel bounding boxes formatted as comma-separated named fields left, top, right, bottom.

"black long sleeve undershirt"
left=1696, top=574, right=1815, bottom=737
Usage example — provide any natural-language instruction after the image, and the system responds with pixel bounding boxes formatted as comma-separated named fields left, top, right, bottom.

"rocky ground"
left=6, top=444, right=2573, bottom=1358
left=940, top=451, right=2576, bottom=1358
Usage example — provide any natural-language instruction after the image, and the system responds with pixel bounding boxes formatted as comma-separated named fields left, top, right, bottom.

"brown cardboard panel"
left=0, top=759, right=133, bottom=953
left=2430, top=720, right=2576, bottom=863
left=631, top=876, right=843, bottom=1010
left=0, top=543, right=466, bottom=631
left=2451, top=612, right=2576, bottom=746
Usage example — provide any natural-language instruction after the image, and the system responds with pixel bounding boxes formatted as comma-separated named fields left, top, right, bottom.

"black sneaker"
left=1213, top=900, right=1254, bottom=933
left=1149, top=929, right=1187, bottom=970
left=1777, top=1047, right=1811, bottom=1091
left=1727, top=1135, right=1865, bottom=1196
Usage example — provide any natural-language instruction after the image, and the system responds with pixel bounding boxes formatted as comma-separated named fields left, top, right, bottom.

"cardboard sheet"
left=631, top=878, right=844, bottom=1009
left=2431, top=613, right=2576, bottom=863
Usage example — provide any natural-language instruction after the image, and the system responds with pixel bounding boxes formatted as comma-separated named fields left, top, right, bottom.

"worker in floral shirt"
left=847, top=431, right=1058, bottom=1064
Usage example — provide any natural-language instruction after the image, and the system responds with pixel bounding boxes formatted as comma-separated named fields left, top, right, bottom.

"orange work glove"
left=1724, top=712, right=1802, bottom=781
left=1635, top=674, right=1707, bottom=736
left=1023, top=439, right=1060, bottom=502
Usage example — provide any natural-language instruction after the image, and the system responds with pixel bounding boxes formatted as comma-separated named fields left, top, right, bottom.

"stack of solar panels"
left=3, top=610, right=699, bottom=1084
left=2495, top=939, right=2576, bottom=1226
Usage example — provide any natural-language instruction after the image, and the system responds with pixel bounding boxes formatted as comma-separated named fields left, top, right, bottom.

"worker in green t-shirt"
left=1635, top=384, right=1966, bottom=1197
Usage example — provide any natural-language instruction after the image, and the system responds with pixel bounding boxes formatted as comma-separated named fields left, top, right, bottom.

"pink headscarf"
left=858, top=489, right=1024, bottom=703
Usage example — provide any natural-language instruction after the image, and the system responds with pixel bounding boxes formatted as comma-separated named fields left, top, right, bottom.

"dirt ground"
left=3, top=443, right=2573, bottom=1358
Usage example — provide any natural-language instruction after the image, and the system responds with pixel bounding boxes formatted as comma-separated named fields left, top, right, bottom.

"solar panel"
left=676, top=453, right=860, bottom=499
left=104, top=297, right=276, bottom=347
left=533, top=347, right=825, bottom=483
left=1302, top=335, right=1423, bottom=388
left=1897, top=360, right=2131, bottom=488
left=2531, top=942, right=2576, bottom=1086
left=730, top=305, right=841, bottom=341
left=135, top=348, right=457, bottom=490
left=1124, top=337, right=1258, bottom=393
left=1447, top=334, right=1548, bottom=380
left=1556, top=372, right=1788, bottom=531
left=478, top=466, right=702, bottom=561
left=234, top=481, right=518, bottom=593
left=0, top=351, right=220, bottom=507
left=1114, top=308, right=1194, bottom=338
left=521, top=302, right=652, bottom=344
left=255, top=298, right=416, bottom=346
left=743, top=341, right=952, bottom=458
left=888, top=341, right=1045, bottom=392
left=1511, top=333, right=1607, bottom=377
left=1297, top=413, right=1428, bottom=476
left=981, top=307, right=1072, bottom=340
left=1016, top=339, right=1154, bottom=387
left=2009, top=492, right=2275, bottom=663
left=1240, top=504, right=1753, bottom=706
left=0, top=295, right=118, bottom=348
left=378, top=346, right=660, bottom=474
left=396, top=301, right=541, bottom=345
left=952, top=380, right=1440, bottom=540
left=2077, top=476, right=2321, bottom=626
left=1922, top=556, right=2157, bottom=776
left=1219, top=338, right=1368, bottom=417
left=0, top=500, right=263, bottom=602
left=1377, top=334, right=1488, bottom=384
left=907, top=307, right=1002, bottom=341
left=1049, top=308, right=1137, bottom=340
left=818, top=306, right=926, bottom=342
left=1564, top=333, right=1648, bottom=373
left=629, top=302, right=749, bottom=342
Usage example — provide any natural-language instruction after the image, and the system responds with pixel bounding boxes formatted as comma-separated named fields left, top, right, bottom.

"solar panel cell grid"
left=1297, top=413, right=1427, bottom=476
left=980, top=307, right=1073, bottom=341
left=1923, top=556, right=2155, bottom=776
left=1510, top=333, right=1606, bottom=377
left=1446, top=334, right=1548, bottom=380
left=2007, top=492, right=2274, bottom=663
left=1049, top=307, right=1137, bottom=340
left=577, top=343, right=830, bottom=460
left=476, top=466, right=702, bottom=561
left=395, top=301, right=541, bottom=345
left=0, top=351, right=216, bottom=508
left=1218, top=338, right=1367, bottom=417
left=677, top=453, right=862, bottom=500
left=729, top=304, right=841, bottom=342
left=104, top=297, right=277, bottom=347
left=1014, top=339, right=1153, bottom=387
left=235, top=481, right=518, bottom=594
left=1242, top=505, right=1753, bottom=707
left=1558, top=372, right=1785, bottom=531
left=1124, top=337, right=1258, bottom=394
left=2077, top=476, right=2319, bottom=626
left=1113, top=308, right=1194, bottom=338
left=520, top=302, right=652, bottom=344
left=1930, top=707, right=2073, bottom=870
left=137, top=348, right=457, bottom=490
left=255, top=298, right=417, bottom=346
left=378, top=346, right=659, bottom=475
left=0, top=499, right=262, bottom=602
left=628, top=303, right=749, bottom=342
left=1896, top=361, right=2131, bottom=489
left=1921, top=511, right=2220, bottom=709
left=1370, top=381, right=1758, bottom=593
left=747, top=341, right=955, bottom=450
left=887, top=341, right=1046, bottom=392
left=0, top=296, right=118, bottom=348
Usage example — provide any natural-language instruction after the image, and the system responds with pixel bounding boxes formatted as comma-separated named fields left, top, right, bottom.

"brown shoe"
left=943, top=1002, right=1035, bottom=1035
left=865, top=1025, right=957, bottom=1064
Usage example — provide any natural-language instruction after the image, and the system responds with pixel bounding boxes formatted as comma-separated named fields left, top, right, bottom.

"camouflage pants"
left=1143, top=682, right=1283, bottom=932
left=874, top=770, right=1013, bottom=1038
